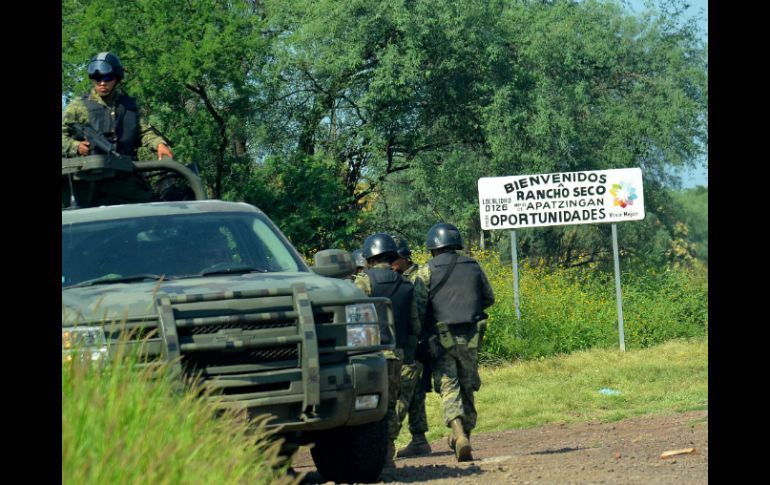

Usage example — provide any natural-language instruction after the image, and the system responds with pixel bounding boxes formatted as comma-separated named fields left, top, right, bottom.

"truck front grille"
left=152, top=284, right=391, bottom=421
left=183, top=320, right=296, bottom=335
left=183, top=345, right=299, bottom=373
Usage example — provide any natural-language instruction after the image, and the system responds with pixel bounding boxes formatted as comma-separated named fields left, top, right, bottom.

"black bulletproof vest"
left=427, top=252, right=484, bottom=324
left=83, top=95, right=140, bottom=157
left=364, top=268, right=414, bottom=348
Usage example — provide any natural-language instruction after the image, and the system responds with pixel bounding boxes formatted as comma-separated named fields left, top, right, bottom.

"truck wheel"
left=310, top=417, right=387, bottom=483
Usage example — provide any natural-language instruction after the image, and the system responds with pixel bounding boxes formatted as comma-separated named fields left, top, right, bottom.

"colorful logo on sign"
left=610, top=182, right=638, bottom=208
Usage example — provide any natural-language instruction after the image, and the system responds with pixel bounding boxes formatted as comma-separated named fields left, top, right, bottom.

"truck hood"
left=62, top=272, right=364, bottom=325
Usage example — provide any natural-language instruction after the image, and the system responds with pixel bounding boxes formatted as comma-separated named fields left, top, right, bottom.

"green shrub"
left=468, top=250, right=707, bottom=362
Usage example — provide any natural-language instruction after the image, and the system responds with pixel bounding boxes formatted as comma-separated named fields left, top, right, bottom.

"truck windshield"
left=62, top=212, right=307, bottom=287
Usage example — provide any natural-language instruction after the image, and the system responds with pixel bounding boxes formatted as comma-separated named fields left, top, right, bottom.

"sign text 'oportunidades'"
left=478, top=168, right=645, bottom=230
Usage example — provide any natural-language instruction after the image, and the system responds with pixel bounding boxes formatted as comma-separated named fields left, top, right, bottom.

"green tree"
left=62, top=0, right=268, bottom=198
left=62, top=0, right=707, bottom=263
left=258, top=0, right=519, bottom=248
left=241, top=154, right=368, bottom=254
left=368, top=0, right=707, bottom=268
left=670, top=185, right=708, bottom=264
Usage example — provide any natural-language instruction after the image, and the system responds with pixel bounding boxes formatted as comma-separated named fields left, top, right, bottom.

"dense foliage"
left=62, top=343, right=297, bottom=485
left=669, top=185, right=708, bottom=264
left=410, top=247, right=708, bottom=362
left=62, top=0, right=707, bottom=266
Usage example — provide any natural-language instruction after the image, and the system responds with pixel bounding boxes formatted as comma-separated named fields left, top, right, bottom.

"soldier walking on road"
left=353, top=233, right=421, bottom=468
left=416, top=223, right=495, bottom=462
left=392, top=237, right=433, bottom=458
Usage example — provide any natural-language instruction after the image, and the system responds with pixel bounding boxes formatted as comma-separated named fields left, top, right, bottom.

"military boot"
left=396, top=433, right=432, bottom=457
left=447, top=426, right=471, bottom=451
left=383, top=440, right=396, bottom=468
left=450, top=418, right=473, bottom=462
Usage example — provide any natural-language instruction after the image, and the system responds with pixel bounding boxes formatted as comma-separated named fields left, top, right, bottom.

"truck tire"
left=310, top=417, right=387, bottom=483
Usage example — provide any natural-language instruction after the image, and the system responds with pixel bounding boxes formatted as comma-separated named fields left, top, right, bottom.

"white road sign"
left=478, top=168, right=645, bottom=230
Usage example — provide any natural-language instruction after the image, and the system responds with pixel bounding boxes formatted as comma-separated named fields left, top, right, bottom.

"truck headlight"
left=62, top=326, right=109, bottom=363
left=345, top=303, right=380, bottom=347
left=345, top=303, right=377, bottom=323
left=346, top=324, right=380, bottom=347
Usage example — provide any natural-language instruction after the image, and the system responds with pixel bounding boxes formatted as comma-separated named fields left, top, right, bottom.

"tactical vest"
left=83, top=95, right=140, bottom=157
left=427, top=252, right=484, bottom=324
left=364, top=268, right=414, bottom=349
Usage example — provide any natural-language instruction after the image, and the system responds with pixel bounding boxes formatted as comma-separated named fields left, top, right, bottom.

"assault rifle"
left=67, top=122, right=121, bottom=157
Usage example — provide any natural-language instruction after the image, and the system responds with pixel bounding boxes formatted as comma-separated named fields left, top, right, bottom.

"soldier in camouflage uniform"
left=62, top=52, right=174, bottom=207
left=353, top=233, right=421, bottom=469
left=391, top=237, right=433, bottom=458
left=415, top=223, right=494, bottom=462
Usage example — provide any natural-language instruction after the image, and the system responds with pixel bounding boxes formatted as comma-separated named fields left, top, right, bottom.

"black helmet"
left=351, top=249, right=367, bottom=268
left=426, top=223, right=463, bottom=250
left=87, top=52, right=125, bottom=80
left=362, top=233, right=398, bottom=259
left=393, top=237, right=411, bottom=259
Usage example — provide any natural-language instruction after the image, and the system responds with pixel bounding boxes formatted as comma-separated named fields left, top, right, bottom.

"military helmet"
left=351, top=249, right=367, bottom=268
left=426, top=223, right=463, bottom=250
left=87, top=52, right=125, bottom=80
left=393, top=237, right=411, bottom=259
left=361, top=233, right=398, bottom=259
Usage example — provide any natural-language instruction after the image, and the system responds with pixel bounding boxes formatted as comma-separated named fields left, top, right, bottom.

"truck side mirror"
left=312, top=249, right=356, bottom=279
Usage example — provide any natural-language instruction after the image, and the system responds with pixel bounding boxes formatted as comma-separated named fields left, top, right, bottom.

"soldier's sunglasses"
left=90, top=74, right=116, bottom=83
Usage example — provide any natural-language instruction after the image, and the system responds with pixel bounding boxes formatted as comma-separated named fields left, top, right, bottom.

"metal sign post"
left=611, top=223, right=626, bottom=352
left=510, top=229, right=521, bottom=320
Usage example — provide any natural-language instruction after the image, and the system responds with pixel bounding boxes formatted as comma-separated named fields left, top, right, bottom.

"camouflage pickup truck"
left=61, top=156, right=393, bottom=483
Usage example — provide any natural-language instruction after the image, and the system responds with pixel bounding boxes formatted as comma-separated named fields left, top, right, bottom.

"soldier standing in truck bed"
left=62, top=51, right=174, bottom=206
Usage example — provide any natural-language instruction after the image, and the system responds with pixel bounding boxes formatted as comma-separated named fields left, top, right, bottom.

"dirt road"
left=291, top=410, right=707, bottom=484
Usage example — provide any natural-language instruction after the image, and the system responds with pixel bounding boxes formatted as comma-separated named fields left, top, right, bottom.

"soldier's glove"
left=402, top=335, right=418, bottom=364
left=469, top=319, right=487, bottom=350
left=415, top=337, right=430, bottom=363
left=427, top=334, right=443, bottom=359
left=436, top=321, right=456, bottom=350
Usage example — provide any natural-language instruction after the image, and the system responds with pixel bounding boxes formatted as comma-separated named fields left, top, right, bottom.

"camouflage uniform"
left=61, top=87, right=168, bottom=207
left=62, top=87, right=167, bottom=158
left=353, top=262, right=421, bottom=444
left=395, top=264, right=429, bottom=438
left=415, top=257, right=494, bottom=435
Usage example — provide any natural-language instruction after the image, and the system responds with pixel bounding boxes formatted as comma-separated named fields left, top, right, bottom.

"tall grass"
left=62, top=340, right=299, bottom=485
left=399, top=337, right=707, bottom=445
left=411, top=248, right=708, bottom=361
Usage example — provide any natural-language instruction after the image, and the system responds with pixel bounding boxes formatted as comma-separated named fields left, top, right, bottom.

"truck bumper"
left=210, top=352, right=389, bottom=432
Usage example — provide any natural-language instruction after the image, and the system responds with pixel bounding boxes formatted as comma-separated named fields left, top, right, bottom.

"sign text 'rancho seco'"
left=478, top=168, right=645, bottom=230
